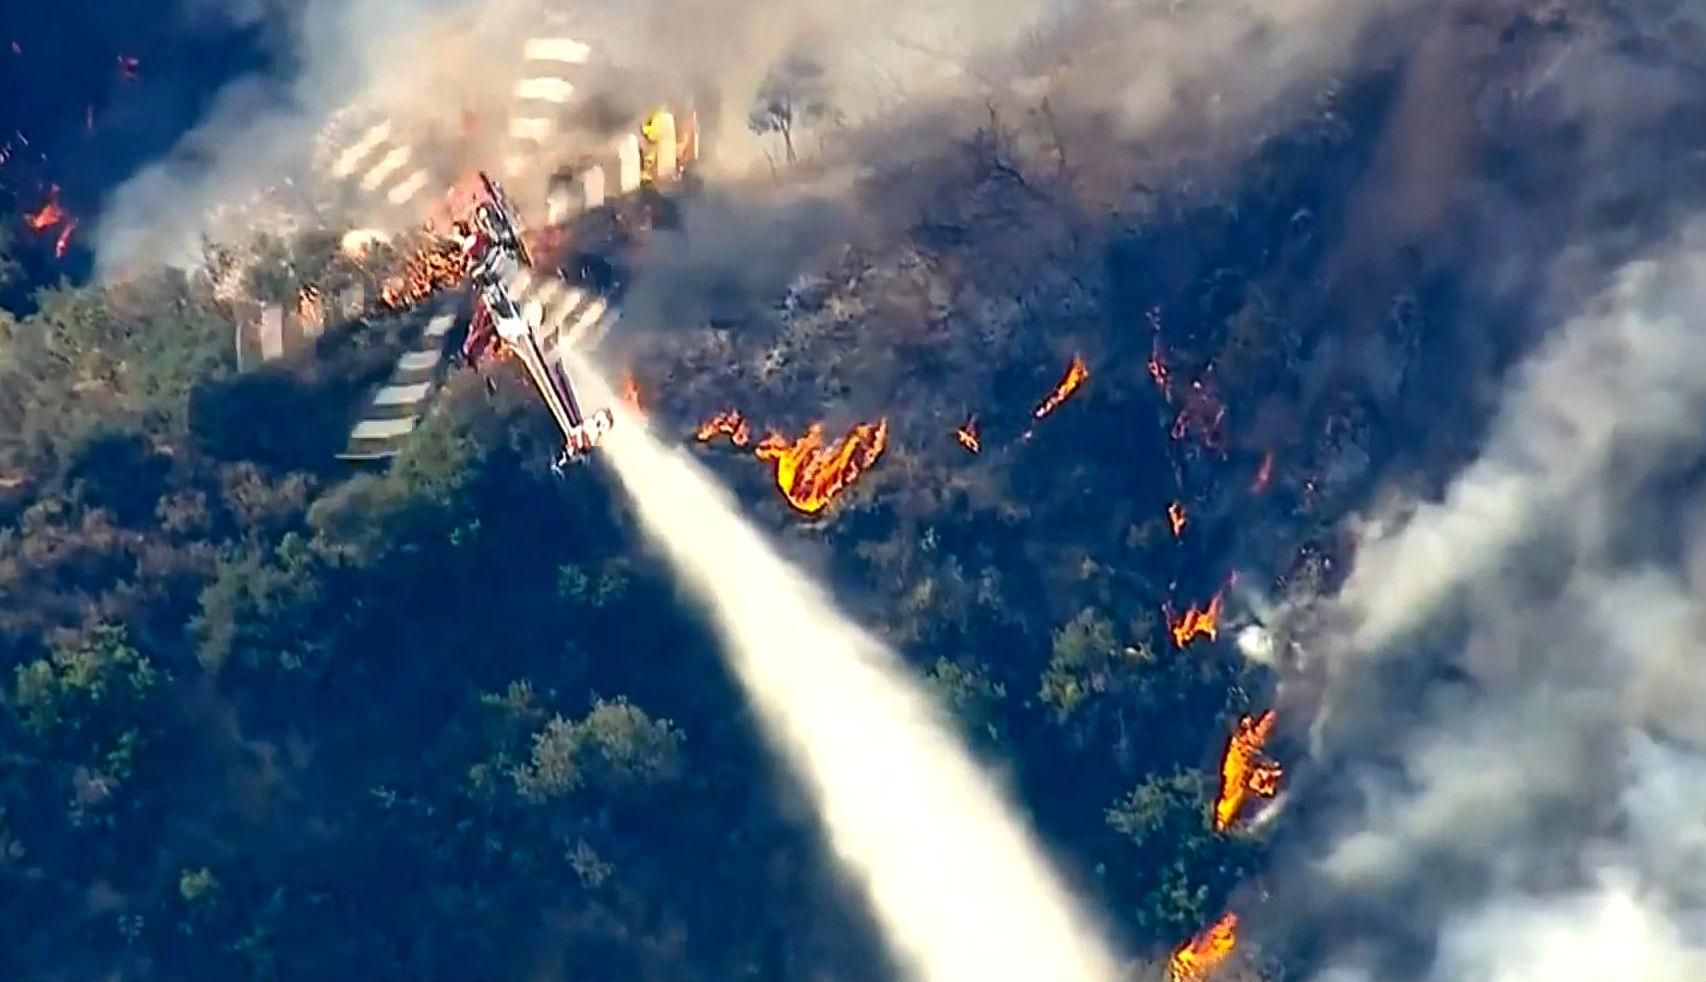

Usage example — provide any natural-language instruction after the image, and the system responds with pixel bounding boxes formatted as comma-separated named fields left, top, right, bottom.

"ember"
left=1168, top=912, right=1237, bottom=982
left=1169, top=378, right=1228, bottom=451
left=1148, top=339, right=1171, bottom=394
left=1251, top=451, right=1274, bottom=493
left=955, top=414, right=981, bottom=454
left=1167, top=502, right=1187, bottom=538
left=53, top=220, right=76, bottom=259
left=1213, top=710, right=1282, bottom=832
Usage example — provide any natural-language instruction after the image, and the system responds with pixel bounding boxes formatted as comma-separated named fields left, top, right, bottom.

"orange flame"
left=1168, top=912, right=1238, bottom=982
left=621, top=373, right=645, bottom=417
left=1213, top=711, right=1282, bottom=832
left=25, top=186, right=64, bottom=231
left=755, top=419, right=888, bottom=515
left=955, top=414, right=981, bottom=454
left=1251, top=451, right=1274, bottom=493
left=1148, top=340, right=1171, bottom=396
left=1167, top=502, right=1187, bottom=538
left=695, top=409, right=752, bottom=447
left=1165, top=591, right=1224, bottom=649
left=379, top=235, right=467, bottom=311
left=1033, top=355, right=1089, bottom=419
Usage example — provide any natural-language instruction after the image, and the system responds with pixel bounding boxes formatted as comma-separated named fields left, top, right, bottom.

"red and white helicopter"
left=330, top=98, right=699, bottom=471
left=335, top=172, right=615, bottom=473
left=459, top=173, right=614, bottom=471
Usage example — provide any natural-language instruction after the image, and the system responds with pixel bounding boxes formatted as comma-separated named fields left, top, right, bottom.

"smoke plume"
left=1298, top=224, right=1706, bottom=980
left=90, top=0, right=1427, bottom=280
left=1196, top=5, right=1706, bottom=980
left=1285, top=9, right=1706, bottom=956
left=568, top=355, right=1122, bottom=982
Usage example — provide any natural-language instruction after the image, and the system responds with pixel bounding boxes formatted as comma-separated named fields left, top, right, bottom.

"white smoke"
left=93, top=0, right=1424, bottom=278
left=1304, top=222, right=1706, bottom=980
left=1333, top=245, right=1706, bottom=654
left=567, top=356, right=1122, bottom=982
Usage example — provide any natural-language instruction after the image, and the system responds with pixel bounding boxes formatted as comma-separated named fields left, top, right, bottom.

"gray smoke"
left=1306, top=232, right=1706, bottom=978
left=91, top=0, right=1426, bottom=280
left=1286, top=4, right=1706, bottom=974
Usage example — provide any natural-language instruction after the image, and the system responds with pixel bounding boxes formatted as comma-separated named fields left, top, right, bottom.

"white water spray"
left=570, top=361, right=1121, bottom=982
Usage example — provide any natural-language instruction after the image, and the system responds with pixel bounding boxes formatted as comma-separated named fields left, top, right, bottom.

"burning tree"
left=755, top=419, right=888, bottom=515
left=378, top=234, right=468, bottom=311
left=1165, top=591, right=1224, bottom=649
left=696, top=410, right=889, bottom=515
left=1033, top=354, right=1090, bottom=420
left=1168, top=912, right=1238, bottom=982
left=1213, top=711, right=1282, bottom=832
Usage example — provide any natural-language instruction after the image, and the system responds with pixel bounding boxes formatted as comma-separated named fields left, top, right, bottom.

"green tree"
left=1106, top=769, right=1258, bottom=941
left=927, top=656, right=1008, bottom=743
left=191, top=532, right=328, bottom=675
left=10, top=624, right=164, bottom=818
left=1039, top=607, right=1136, bottom=721
left=511, top=698, right=684, bottom=802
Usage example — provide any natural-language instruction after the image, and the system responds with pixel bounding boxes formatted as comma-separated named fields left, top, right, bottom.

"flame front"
left=1033, top=355, right=1089, bottom=419
left=1168, top=912, right=1238, bottom=982
left=379, top=234, right=467, bottom=311
left=621, top=373, right=645, bottom=417
left=1213, top=710, right=1282, bottom=832
left=755, top=419, right=889, bottom=515
left=1166, top=591, right=1223, bottom=648
left=955, top=414, right=981, bottom=454
left=695, top=410, right=752, bottom=447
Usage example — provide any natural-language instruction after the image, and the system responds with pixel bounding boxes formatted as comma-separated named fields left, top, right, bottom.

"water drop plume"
left=570, top=359, right=1121, bottom=982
